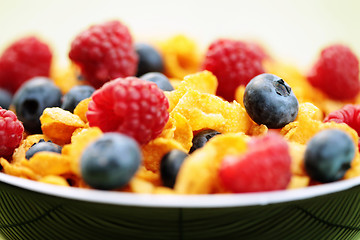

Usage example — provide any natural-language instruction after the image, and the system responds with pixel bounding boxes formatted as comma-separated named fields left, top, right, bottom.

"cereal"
left=142, top=137, right=186, bottom=173
left=40, top=107, right=86, bottom=145
left=174, top=133, right=249, bottom=194
left=159, top=35, right=200, bottom=79
left=1, top=27, right=360, bottom=195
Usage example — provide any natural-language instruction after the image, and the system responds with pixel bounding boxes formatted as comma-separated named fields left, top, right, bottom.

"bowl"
left=1, top=173, right=360, bottom=240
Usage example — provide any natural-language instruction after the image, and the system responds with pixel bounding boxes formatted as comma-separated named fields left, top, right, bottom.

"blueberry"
left=80, top=133, right=141, bottom=190
left=243, top=73, right=299, bottom=129
left=25, top=139, right=62, bottom=160
left=305, top=129, right=355, bottom=183
left=12, top=77, right=62, bottom=134
left=0, top=88, right=12, bottom=109
left=189, top=129, right=221, bottom=153
left=135, top=43, right=164, bottom=77
left=160, top=150, right=188, bottom=188
left=140, top=72, right=174, bottom=91
left=61, top=85, right=95, bottom=112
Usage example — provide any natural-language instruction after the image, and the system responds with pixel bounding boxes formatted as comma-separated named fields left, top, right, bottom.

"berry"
left=307, top=44, right=360, bottom=100
left=0, top=107, right=24, bottom=158
left=69, top=20, right=138, bottom=89
left=140, top=72, right=174, bottom=91
left=243, top=73, right=299, bottom=129
left=0, top=88, right=12, bottom=109
left=87, top=77, right=169, bottom=145
left=135, top=43, right=164, bottom=77
left=61, top=85, right=95, bottom=113
left=80, top=133, right=141, bottom=190
left=202, top=39, right=265, bottom=101
left=160, top=150, right=188, bottom=188
left=0, top=36, right=52, bottom=93
left=304, top=129, right=355, bottom=183
left=25, top=139, right=62, bottom=160
left=324, top=104, right=360, bottom=134
left=189, top=129, right=221, bottom=153
left=12, top=77, right=62, bottom=134
left=219, top=132, right=291, bottom=193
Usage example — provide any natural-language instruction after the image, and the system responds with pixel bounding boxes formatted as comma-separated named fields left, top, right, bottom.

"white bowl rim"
left=1, top=172, right=360, bottom=208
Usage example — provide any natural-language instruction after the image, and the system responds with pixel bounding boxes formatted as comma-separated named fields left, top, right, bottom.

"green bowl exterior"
left=1, top=181, right=360, bottom=240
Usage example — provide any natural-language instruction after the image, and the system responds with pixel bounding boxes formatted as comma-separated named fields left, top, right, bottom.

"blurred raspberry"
left=87, top=77, right=169, bottom=145
left=0, top=36, right=52, bottom=93
left=219, top=132, right=291, bottom=193
left=324, top=104, right=360, bottom=150
left=0, top=107, right=24, bottom=158
left=202, top=39, right=265, bottom=101
left=307, top=44, right=360, bottom=100
left=69, top=20, right=138, bottom=89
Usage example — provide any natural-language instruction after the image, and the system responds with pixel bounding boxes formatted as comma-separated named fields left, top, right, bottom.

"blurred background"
left=0, top=0, right=359, bottom=70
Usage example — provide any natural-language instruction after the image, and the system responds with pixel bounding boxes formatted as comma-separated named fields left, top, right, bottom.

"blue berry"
left=25, top=139, right=62, bottom=160
left=80, top=133, right=141, bottom=190
left=160, top=150, right=188, bottom=188
left=135, top=43, right=164, bottom=77
left=243, top=73, right=299, bottom=129
left=189, top=129, right=221, bottom=153
left=0, top=88, right=12, bottom=109
left=140, top=72, right=174, bottom=91
left=12, top=77, right=62, bottom=134
left=305, top=129, right=355, bottom=183
left=61, top=85, right=95, bottom=112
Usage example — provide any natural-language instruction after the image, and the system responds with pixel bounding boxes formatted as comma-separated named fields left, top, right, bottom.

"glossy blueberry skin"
left=80, top=133, right=142, bottom=190
left=189, top=129, right=221, bottom=153
left=160, top=150, right=188, bottom=188
left=61, top=85, right=95, bottom=112
left=25, top=139, right=62, bottom=160
left=135, top=43, right=164, bottom=77
left=140, top=72, right=174, bottom=91
left=305, top=129, right=355, bottom=183
left=12, top=77, right=62, bottom=134
left=0, top=88, right=12, bottom=109
left=243, top=73, right=299, bottom=129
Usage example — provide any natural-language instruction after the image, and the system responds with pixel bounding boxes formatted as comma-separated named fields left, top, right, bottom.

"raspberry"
left=307, top=44, right=360, bottom=100
left=0, top=36, right=52, bottom=93
left=202, top=39, right=265, bottom=101
left=87, top=77, right=169, bottom=145
left=0, top=107, right=24, bottom=158
left=324, top=104, right=360, bottom=150
left=69, top=20, right=138, bottom=89
left=219, top=132, right=291, bottom=193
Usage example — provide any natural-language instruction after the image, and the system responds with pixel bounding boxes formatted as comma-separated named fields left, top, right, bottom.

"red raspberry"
left=219, top=132, right=291, bottom=193
left=324, top=104, right=360, bottom=150
left=0, top=107, right=24, bottom=158
left=0, top=36, right=52, bottom=93
left=307, top=44, right=360, bottom=100
left=69, top=20, right=138, bottom=89
left=87, top=77, right=169, bottom=145
left=202, top=39, right=265, bottom=101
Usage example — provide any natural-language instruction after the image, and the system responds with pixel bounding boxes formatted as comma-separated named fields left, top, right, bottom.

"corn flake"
left=171, top=89, right=252, bottom=134
left=174, top=133, right=249, bottom=194
left=40, top=107, right=86, bottom=145
left=159, top=35, right=200, bottom=79
left=142, top=137, right=186, bottom=173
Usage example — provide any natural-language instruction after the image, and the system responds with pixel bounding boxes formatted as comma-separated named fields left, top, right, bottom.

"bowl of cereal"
left=2, top=2, right=360, bottom=239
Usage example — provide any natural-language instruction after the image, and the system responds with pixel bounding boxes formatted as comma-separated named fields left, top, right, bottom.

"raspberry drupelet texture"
left=307, top=44, right=360, bottom=100
left=0, top=36, right=52, bottom=93
left=202, top=39, right=265, bottom=101
left=219, top=132, right=291, bottom=193
left=0, top=107, right=24, bottom=158
left=69, top=20, right=138, bottom=89
left=324, top=104, right=360, bottom=150
left=87, top=77, right=169, bottom=145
